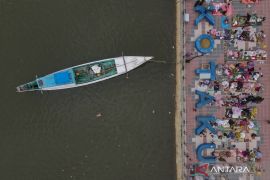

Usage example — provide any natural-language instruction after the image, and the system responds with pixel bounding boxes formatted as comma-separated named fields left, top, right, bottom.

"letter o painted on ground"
left=195, top=34, right=215, bottom=54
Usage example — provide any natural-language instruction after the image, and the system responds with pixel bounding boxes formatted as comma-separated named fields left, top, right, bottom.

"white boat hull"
left=17, top=56, right=153, bottom=92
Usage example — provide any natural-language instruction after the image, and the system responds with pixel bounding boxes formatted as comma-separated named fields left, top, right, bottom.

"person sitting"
left=194, top=0, right=205, bottom=7
left=251, top=133, right=257, bottom=139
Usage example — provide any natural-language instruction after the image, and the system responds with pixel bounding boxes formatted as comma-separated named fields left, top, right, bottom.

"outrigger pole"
left=36, top=75, right=43, bottom=94
left=122, top=52, right=129, bottom=79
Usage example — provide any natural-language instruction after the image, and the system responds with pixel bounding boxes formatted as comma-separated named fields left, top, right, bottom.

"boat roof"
left=54, top=71, right=73, bottom=84
left=38, top=70, right=75, bottom=88
left=73, top=59, right=117, bottom=84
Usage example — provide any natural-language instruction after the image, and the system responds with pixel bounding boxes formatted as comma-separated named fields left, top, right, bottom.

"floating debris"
left=96, top=113, right=102, bottom=118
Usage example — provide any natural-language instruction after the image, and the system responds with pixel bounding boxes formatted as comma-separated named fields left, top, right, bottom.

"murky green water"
left=0, top=1, right=176, bottom=179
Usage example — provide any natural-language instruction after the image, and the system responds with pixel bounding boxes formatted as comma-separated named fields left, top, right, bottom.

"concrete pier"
left=175, top=0, right=184, bottom=180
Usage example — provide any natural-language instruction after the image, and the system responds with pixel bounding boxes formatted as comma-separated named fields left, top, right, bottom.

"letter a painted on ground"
left=195, top=116, right=216, bottom=135
left=195, top=90, right=215, bottom=109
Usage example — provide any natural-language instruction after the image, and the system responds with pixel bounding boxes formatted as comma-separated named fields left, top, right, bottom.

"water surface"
left=0, top=1, right=176, bottom=179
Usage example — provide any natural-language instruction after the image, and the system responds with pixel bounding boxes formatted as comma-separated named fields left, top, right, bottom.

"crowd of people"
left=192, top=0, right=266, bottom=175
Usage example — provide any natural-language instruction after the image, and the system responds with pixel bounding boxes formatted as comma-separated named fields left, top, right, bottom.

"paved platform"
left=183, top=0, right=270, bottom=179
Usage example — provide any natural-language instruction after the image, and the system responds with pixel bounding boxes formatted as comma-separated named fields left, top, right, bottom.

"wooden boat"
left=16, top=56, right=153, bottom=92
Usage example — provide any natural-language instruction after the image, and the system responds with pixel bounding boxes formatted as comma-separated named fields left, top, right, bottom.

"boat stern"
left=16, top=80, right=41, bottom=92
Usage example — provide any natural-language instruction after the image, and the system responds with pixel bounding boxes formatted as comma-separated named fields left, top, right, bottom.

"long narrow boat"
left=16, top=56, right=153, bottom=92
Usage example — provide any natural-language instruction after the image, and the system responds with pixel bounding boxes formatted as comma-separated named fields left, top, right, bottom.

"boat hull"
left=16, top=56, right=153, bottom=92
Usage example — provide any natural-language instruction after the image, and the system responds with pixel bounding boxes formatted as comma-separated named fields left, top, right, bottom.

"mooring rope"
left=148, top=60, right=181, bottom=64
